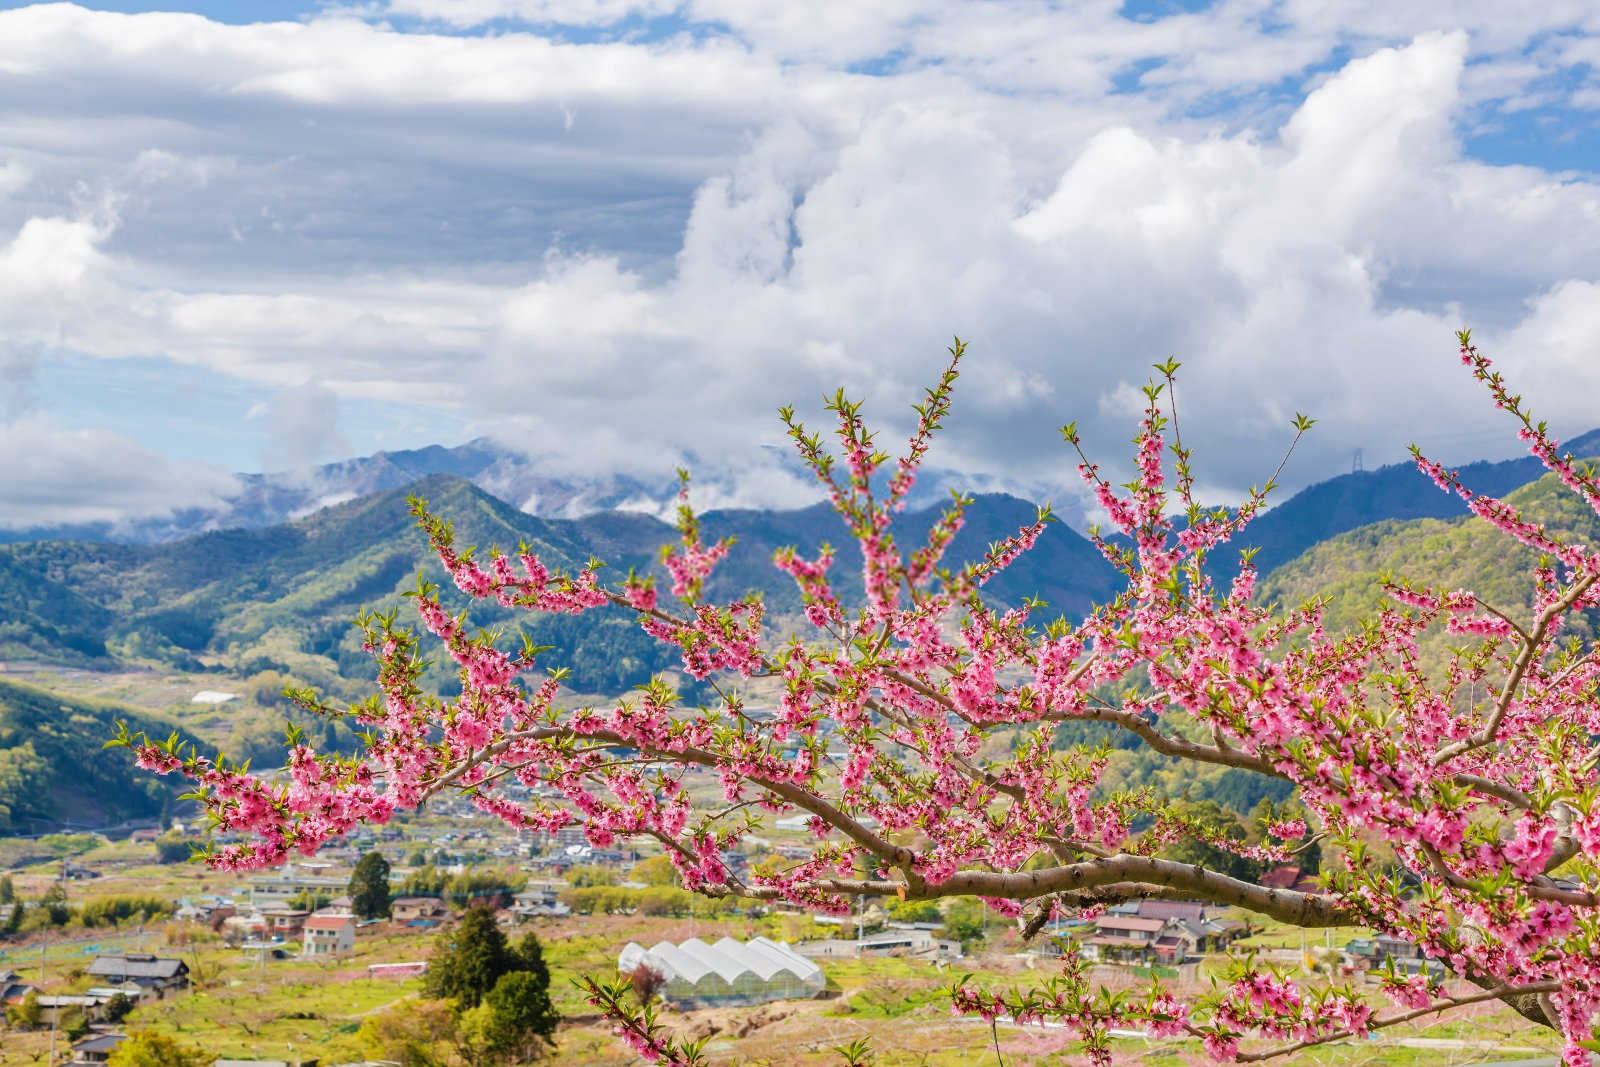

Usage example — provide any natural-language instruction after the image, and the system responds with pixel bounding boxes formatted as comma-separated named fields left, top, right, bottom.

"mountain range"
left=3, top=427, right=1599, bottom=831
left=0, top=436, right=1042, bottom=546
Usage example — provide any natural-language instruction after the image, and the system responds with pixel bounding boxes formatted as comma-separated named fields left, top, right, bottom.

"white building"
left=303, top=912, right=355, bottom=957
left=617, top=936, right=825, bottom=1009
left=796, top=928, right=961, bottom=962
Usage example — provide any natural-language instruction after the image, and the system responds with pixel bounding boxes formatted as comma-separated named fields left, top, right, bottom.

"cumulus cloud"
left=1, top=4, right=1599, bottom=526
left=0, top=415, right=238, bottom=529
left=252, top=380, right=351, bottom=474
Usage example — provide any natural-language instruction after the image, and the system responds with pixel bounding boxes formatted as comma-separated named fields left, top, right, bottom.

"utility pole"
left=44, top=942, right=57, bottom=1066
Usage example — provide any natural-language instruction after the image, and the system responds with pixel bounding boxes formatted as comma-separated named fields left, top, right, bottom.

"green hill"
left=0, top=477, right=1121, bottom=700
left=1231, top=428, right=1600, bottom=576
left=0, top=676, right=179, bottom=833
left=1257, top=465, right=1600, bottom=650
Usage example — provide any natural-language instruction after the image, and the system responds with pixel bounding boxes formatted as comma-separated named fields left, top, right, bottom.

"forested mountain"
left=1230, top=427, right=1600, bottom=575
left=0, top=677, right=178, bottom=833
left=0, top=477, right=1120, bottom=697
left=1257, top=463, right=1600, bottom=652
left=3, top=433, right=1598, bottom=833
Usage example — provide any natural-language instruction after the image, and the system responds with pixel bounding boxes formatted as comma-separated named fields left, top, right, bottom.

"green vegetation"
left=371, top=907, right=561, bottom=1065
left=350, top=849, right=393, bottom=919
left=0, top=678, right=178, bottom=833
left=106, top=1031, right=210, bottom=1067
left=1259, top=464, right=1600, bottom=652
left=398, top=864, right=522, bottom=907
left=0, top=476, right=1120, bottom=702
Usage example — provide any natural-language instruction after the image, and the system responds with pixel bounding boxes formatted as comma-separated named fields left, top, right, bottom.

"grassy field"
left=0, top=906, right=1570, bottom=1066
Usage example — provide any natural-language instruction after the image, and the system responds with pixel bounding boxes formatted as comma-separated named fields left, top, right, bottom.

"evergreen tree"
left=0, top=874, right=12, bottom=904
left=513, top=931, right=550, bottom=991
left=423, top=906, right=516, bottom=1009
left=482, top=970, right=560, bottom=1060
left=349, top=849, right=393, bottom=919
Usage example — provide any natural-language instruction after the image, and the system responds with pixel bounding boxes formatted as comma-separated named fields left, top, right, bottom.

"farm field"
left=0, top=904, right=1568, bottom=1065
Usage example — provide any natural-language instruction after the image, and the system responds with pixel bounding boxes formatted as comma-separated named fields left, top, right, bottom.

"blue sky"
left=2, top=1, right=1600, bottom=527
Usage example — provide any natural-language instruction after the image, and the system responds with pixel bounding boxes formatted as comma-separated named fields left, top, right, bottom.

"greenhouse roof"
left=618, top=936, right=823, bottom=988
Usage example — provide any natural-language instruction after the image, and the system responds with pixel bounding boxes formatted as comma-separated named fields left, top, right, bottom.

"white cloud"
left=0, top=415, right=238, bottom=529
left=0, top=5, right=1599, bottom=527
left=254, top=380, right=351, bottom=474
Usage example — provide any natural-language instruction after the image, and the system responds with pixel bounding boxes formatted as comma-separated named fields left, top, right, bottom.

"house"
left=68, top=1033, right=127, bottom=1065
left=174, top=901, right=238, bottom=928
left=86, top=954, right=189, bottom=994
left=392, top=896, right=450, bottom=924
left=0, top=968, right=35, bottom=1004
left=34, top=994, right=115, bottom=1026
left=246, top=862, right=350, bottom=908
left=87, top=983, right=151, bottom=1004
left=303, top=912, right=356, bottom=957
left=1345, top=936, right=1418, bottom=968
left=1129, top=900, right=1210, bottom=923
left=221, top=912, right=267, bottom=942
left=1163, top=916, right=1238, bottom=956
left=508, top=882, right=571, bottom=922
left=1084, top=916, right=1168, bottom=963
left=261, top=908, right=310, bottom=937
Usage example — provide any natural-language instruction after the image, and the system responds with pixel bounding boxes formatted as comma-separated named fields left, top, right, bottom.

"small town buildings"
left=86, top=982, right=150, bottom=1004
left=1084, top=916, right=1168, bottom=964
left=34, top=994, right=116, bottom=1026
left=392, top=896, right=451, bottom=924
left=1113, top=900, right=1209, bottom=923
left=175, top=901, right=238, bottom=928
left=221, top=912, right=267, bottom=942
left=86, top=954, right=189, bottom=994
left=1344, top=935, right=1419, bottom=967
left=618, top=937, right=825, bottom=1009
left=303, top=912, right=356, bottom=957
left=796, top=929, right=961, bottom=962
left=246, top=862, right=350, bottom=908
left=507, top=882, right=570, bottom=922
left=262, top=908, right=310, bottom=938
left=68, top=1033, right=127, bottom=1065
left=1078, top=904, right=1246, bottom=965
left=0, top=968, right=35, bottom=1004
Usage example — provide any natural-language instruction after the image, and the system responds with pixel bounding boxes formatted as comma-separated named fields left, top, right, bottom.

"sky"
left=2, top=1, right=1600, bottom=528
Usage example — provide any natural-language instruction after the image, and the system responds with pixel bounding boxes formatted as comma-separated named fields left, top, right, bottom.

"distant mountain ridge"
left=0, top=476, right=1121, bottom=697
left=1230, top=428, right=1600, bottom=576
left=0, top=438, right=668, bottom=545
left=0, top=436, right=1042, bottom=545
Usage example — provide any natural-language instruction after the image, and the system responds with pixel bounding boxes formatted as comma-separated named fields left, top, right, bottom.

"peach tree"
left=120, top=333, right=1600, bottom=1064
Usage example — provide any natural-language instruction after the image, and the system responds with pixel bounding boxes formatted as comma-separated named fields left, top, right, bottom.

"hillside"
left=1257, top=465, right=1600, bottom=650
left=0, top=478, right=1120, bottom=700
left=1233, top=428, right=1600, bottom=575
left=0, top=676, right=179, bottom=833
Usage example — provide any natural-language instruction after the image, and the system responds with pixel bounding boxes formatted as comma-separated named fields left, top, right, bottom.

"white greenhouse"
left=617, top=936, right=826, bottom=1008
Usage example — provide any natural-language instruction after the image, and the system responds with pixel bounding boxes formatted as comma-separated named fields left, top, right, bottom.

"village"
left=0, top=799, right=1483, bottom=1067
